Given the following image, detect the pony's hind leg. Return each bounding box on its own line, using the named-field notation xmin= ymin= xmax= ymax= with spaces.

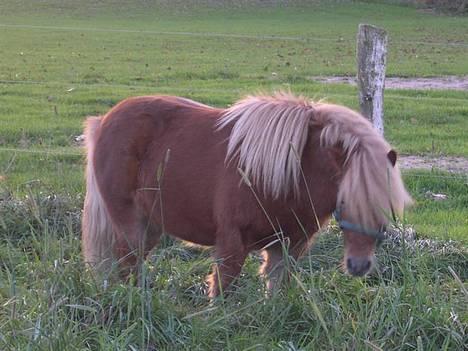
xmin=207 ymin=230 xmax=248 ymax=298
xmin=112 ymin=213 xmax=162 ymax=280
xmin=91 ymin=128 xmax=163 ymax=281
xmin=84 ymin=115 xmax=163 ymax=282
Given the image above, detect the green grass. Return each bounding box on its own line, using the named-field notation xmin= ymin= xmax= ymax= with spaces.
xmin=1 ymin=1 xmax=468 ymax=81
xmin=0 ymin=1 xmax=467 ymax=350
xmin=1 ymin=0 xmax=467 ymax=158
xmin=0 ymin=81 xmax=467 ymax=153
xmin=405 ymin=170 xmax=468 ymax=243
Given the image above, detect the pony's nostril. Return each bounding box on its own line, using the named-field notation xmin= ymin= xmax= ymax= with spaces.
xmin=347 ymin=257 xmax=371 ymax=276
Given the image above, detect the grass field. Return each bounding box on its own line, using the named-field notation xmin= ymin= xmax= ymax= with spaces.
xmin=0 ymin=1 xmax=467 ymax=350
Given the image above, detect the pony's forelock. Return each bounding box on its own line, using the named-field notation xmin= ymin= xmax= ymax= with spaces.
xmin=315 ymin=104 xmax=413 ymax=228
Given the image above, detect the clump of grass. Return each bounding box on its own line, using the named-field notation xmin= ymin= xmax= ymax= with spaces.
xmin=0 ymin=189 xmax=81 ymax=243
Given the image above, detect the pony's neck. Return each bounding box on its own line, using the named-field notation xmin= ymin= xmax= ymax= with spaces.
xmin=300 ymin=134 xmax=342 ymax=219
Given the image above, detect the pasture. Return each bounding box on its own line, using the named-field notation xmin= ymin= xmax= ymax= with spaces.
xmin=0 ymin=1 xmax=467 ymax=350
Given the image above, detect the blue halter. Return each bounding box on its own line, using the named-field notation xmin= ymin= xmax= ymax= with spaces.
xmin=333 ymin=207 xmax=387 ymax=242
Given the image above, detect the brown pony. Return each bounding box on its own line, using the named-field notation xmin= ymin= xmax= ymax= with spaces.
xmin=82 ymin=92 xmax=412 ymax=297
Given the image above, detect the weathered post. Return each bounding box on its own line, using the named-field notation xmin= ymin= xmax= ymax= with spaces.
xmin=357 ymin=24 xmax=388 ymax=135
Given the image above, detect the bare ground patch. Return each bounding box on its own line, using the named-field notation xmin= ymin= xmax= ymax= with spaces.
xmin=399 ymin=155 xmax=468 ymax=174
xmin=311 ymin=76 xmax=468 ymax=91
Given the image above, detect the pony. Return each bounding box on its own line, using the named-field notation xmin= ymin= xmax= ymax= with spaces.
xmin=82 ymin=92 xmax=412 ymax=297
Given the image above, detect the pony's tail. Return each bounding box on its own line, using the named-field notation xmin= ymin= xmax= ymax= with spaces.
xmin=82 ymin=116 xmax=115 ymax=274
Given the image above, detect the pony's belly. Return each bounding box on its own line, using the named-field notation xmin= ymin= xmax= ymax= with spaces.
xmin=144 ymin=201 xmax=217 ymax=247
xmin=166 ymin=229 xmax=216 ymax=247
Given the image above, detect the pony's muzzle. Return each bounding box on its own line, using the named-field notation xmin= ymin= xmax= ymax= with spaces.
xmin=346 ymin=256 xmax=372 ymax=277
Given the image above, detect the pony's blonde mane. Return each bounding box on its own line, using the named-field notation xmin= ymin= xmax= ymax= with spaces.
xmin=218 ymin=92 xmax=313 ymax=199
xmin=217 ymin=92 xmax=412 ymax=228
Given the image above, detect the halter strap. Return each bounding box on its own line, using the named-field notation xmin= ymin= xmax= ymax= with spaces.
xmin=333 ymin=207 xmax=386 ymax=241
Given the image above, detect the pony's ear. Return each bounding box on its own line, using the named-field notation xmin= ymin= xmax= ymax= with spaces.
xmin=387 ymin=149 xmax=397 ymax=167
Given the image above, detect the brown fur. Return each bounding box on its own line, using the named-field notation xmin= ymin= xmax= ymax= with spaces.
xmin=82 ymin=93 xmax=412 ymax=297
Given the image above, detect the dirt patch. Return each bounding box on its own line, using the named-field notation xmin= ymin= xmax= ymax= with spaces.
xmin=399 ymin=155 xmax=468 ymax=174
xmin=311 ymin=76 xmax=468 ymax=91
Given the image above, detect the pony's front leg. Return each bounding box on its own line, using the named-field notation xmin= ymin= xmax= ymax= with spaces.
xmin=260 ymin=238 xmax=311 ymax=295
xmin=259 ymin=244 xmax=288 ymax=293
xmin=207 ymin=230 xmax=248 ymax=299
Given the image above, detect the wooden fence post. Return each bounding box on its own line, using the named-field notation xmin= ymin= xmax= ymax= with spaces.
xmin=357 ymin=24 xmax=388 ymax=135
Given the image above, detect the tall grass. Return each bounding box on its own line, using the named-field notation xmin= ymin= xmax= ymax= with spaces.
xmin=0 ymin=193 xmax=466 ymax=350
